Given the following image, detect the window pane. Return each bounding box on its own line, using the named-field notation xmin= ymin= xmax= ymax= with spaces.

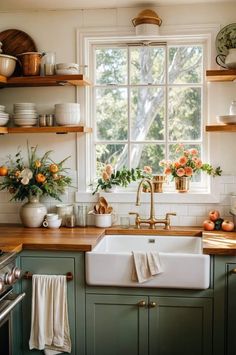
xmin=95 ymin=48 xmax=127 ymax=85
xmin=168 ymin=87 xmax=201 ymax=141
xmin=130 ymin=46 xmax=165 ymax=85
xmin=96 ymin=144 xmax=128 ymax=174
xmin=131 ymin=144 xmax=165 ymax=174
xmin=96 ymin=88 xmax=128 ymax=140
xmin=130 ymin=87 xmax=165 ymax=141
xmin=168 ymin=46 xmax=203 ymax=84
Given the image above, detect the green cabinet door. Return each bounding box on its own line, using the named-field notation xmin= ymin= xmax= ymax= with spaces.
xmin=18 ymin=251 xmax=85 ymax=355
xmin=149 ymin=296 xmax=213 ymax=355
xmin=225 ymin=262 xmax=236 ymax=355
xmin=86 ymin=294 xmax=149 ymax=355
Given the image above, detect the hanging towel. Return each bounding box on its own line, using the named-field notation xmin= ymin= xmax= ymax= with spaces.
xmin=132 ymin=251 xmax=162 ymax=283
xmin=29 ymin=274 xmax=71 ymax=355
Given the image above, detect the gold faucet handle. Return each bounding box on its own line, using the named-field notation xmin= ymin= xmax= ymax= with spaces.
xmin=164 ymin=212 xmax=177 ymax=230
xmin=129 ymin=212 xmax=140 ymax=228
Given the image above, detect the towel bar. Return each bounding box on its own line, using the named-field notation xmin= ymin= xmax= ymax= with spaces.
xmin=23 ymin=271 xmax=73 ymax=281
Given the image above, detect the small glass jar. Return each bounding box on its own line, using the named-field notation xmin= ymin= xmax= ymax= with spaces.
xmin=76 ymin=205 xmax=87 ymax=227
xmin=229 ymin=100 xmax=236 ymax=115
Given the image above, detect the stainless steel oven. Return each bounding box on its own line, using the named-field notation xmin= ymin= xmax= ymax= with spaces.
xmin=0 ymin=250 xmax=25 ymax=355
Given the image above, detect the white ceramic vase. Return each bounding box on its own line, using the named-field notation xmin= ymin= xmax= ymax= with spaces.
xmin=19 ymin=194 xmax=47 ymax=228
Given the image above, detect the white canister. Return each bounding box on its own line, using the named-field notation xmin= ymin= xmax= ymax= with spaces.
xmin=94 ymin=213 xmax=113 ymax=228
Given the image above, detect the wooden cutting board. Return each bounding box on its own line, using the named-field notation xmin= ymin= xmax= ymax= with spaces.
xmin=0 ymin=29 xmax=37 ymax=57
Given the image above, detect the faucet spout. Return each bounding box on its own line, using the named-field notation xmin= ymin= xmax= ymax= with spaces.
xmin=136 ymin=178 xmax=155 ymax=222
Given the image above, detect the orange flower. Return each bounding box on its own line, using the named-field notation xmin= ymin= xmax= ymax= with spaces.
xmin=143 ymin=165 xmax=152 ymax=174
xmin=0 ymin=166 xmax=8 ymax=176
xmin=35 ymin=160 xmax=41 ymax=168
xmin=195 ymin=159 xmax=202 ymax=168
xmin=185 ymin=166 xmax=193 ymax=177
xmin=35 ymin=173 xmax=46 ymax=183
xmin=189 ymin=148 xmax=198 ymax=156
xmin=176 ymin=168 xmax=185 ymax=177
xmin=102 ymin=171 xmax=110 ymax=181
xmin=49 ymin=164 xmax=59 ymax=173
xmin=164 ymin=167 xmax=172 ymax=175
xmin=174 ymin=161 xmax=181 ymax=169
xmin=178 ymin=156 xmax=187 ymax=166
xmin=105 ymin=164 xmax=113 ymax=175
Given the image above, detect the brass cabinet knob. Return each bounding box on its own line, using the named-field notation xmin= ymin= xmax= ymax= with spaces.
xmin=231 ymin=268 xmax=236 ymax=274
xmin=148 ymin=301 xmax=157 ymax=308
xmin=138 ymin=300 xmax=146 ymax=307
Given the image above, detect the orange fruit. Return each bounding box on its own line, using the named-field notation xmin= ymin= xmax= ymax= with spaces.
xmin=0 ymin=166 xmax=8 ymax=176
xmin=49 ymin=164 xmax=59 ymax=173
xmin=35 ymin=173 xmax=46 ymax=183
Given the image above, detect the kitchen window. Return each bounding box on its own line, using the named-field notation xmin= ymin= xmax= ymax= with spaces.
xmin=91 ymin=41 xmax=206 ymax=190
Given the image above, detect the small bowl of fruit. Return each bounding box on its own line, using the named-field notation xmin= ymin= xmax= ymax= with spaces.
xmin=203 ymin=210 xmax=235 ymax=232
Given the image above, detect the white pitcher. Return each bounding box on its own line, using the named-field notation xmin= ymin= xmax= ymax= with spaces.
xmin=216 ymin=48 xmax=236 ymax=69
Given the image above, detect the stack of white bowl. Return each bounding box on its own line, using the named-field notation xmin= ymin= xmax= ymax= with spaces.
xmin=13 ymin=103 xmax=38 ymax=127
xmin=54 ymin=103 xmax=80 ymax=126
xmin=0 ymin=105 xmax=9 ymax=126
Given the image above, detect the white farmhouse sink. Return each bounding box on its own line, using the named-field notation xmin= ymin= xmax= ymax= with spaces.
xmin=86 ymin=235 xmax=210 ymax=289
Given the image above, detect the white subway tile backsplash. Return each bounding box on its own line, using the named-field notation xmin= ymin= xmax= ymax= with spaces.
xmin=188 ymin=205 xmax=206 ymax=217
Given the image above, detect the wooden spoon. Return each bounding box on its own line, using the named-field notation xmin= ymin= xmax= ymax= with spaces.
xmin=107 ymin=206 xmax=113 ymax=214
xmin=99 ymin=196 xmax=108 ymax=209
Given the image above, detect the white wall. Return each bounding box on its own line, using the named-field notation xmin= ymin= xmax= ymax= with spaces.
xmin=0 ymin=3 xmax=236 ymax=225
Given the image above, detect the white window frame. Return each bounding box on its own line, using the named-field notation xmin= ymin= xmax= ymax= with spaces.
xmin=75 ymin=24 xmax=221 ymax=204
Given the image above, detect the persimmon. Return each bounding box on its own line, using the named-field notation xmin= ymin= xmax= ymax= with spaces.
xmin=35 ymin=173 xmax=46 ymax=183
xmin=49 ymin=164 xmax=59 ymax=173
xmin=0 ymin=166 xmax=8 ymax=176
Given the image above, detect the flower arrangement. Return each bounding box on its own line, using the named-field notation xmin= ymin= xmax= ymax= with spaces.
xmin=0 ymin=144 xmax=72 ymax=201
xmin=159 ymin=144 xmax=222 ymax=178
xmin=92 ymin=164 xmax=148 ymax=194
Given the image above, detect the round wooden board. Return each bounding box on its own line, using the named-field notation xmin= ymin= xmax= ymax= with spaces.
xmin=0 ymin=29 xmax=37 ymax=57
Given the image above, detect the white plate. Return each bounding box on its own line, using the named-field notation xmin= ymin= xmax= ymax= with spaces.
xmin=217 ymin=115 xmax=236 ymax=124
xmin=14 ymin=118 xmax=37 ymax=126
xmin=13 ymin=114 xmax=38 ymax=119
xmin=14 ymin=109 xmax=37 ymax=114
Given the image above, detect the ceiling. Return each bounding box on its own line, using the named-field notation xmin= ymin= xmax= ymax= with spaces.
xmin=0 ymin=0 xmax=232 ymax=11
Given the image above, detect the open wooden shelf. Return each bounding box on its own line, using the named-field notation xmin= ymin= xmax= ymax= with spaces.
xmin=0 ymin=74 xmax=91 ymax=87
xmin=206 ymin=124 xmax=236 ymax=132
xmin=206 ymin=70 xmax=236 ymax=82
xmin=0 ymin=126 xmax=92 ymax=134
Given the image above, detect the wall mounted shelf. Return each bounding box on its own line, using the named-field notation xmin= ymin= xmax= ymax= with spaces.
xmin=0 ymin=74 xmax=91 ymax=87
xmin=206 ymin=70 xmax=236 ymax=82
xmin=0 ymin=126 xmax=92 ymax=134
xmin=206 ymin=124 xmax=236 ymax=132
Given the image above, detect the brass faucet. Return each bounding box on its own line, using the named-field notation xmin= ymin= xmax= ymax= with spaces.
xmin=129 ymin=178 xmax=176 ymax=230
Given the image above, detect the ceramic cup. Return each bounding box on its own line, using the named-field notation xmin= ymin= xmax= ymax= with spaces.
xmin=43 ymin=218 xmax=62 ymax=228
xmin=45 ymin=213 xmax=59 ymax=221
xmin=94 ymin=213 xmax=117 ymax=228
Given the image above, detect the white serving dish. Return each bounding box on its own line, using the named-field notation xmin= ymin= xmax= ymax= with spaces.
xmin=86 ymin=235 xmax=210 ymax=289
xmin=55 ymin=103 xmax=80 ymax=110
xmin=217 ymin=115 xmax=236 ymax=124
xmin=56 ymin=63 xmax=79 ymax=70
xmin=13 ymin=118 xmax=38 ymax=126
xmin=0 ymin=54 xmax=17 ymax=77
xmin=56 ymin=68 xmax=79 ymax=75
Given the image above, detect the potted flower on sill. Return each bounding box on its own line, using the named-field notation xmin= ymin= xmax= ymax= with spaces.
xmin=159 ymin=144 xmax=222 ymax=193
xmin=0 ymin=143 xmax=72 ymax=227
xmin=92 ymin=164 xmax=144 ymax=194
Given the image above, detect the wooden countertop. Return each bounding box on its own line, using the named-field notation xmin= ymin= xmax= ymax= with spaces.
xmin=1 ymin=225 xmax=236 ymax=255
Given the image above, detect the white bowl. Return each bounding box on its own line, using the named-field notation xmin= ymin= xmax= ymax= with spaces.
xmin=14 ymin=118 xmax=38 ymax=126
xmin=0 ymin=117 xmax=9 ymax=126
xmin=56 ymin=68 xmax=80 ymax=75
xmin=13 ymin=114 xmax=38 ymax=119
xmin=0 ymin=54 xmax=17 ymax=77
xmin=217 ymin=115 xmax=236 ymax=124
xmin=56 ymin=63 xmax=79 ymax=70
xmin=0 ymin=105 xmax=5 ymax=112
xmin=55 ymin=111 xmax=80 ymax=126
xmin=55 ymin=103 xmax=80 ymax=110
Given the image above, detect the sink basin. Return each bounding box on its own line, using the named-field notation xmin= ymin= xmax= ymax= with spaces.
xmin=86 ymin=235 xmax=210 ymax=289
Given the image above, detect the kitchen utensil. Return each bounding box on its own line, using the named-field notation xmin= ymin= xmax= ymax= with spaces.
xmin=215 ymin=23 xmax=236 ymax=57
xmin=98 ymin=196 xmax=108 ymax=209
xmin=0 ymin=29 xmax=37 ymax=57
xmin=0 ymin=54 xmax=17 ymax=77
xmin=17 ymin=52 xmax=44 ymax=76
xmin=107 ymin=206 xmax=113 ymax=214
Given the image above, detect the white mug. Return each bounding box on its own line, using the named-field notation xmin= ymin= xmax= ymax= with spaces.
xmin=43 ymin=218 xmax=62 ymax=228
xmin=45 ymin=213 xmax=59 ymax=221
xmin=94 ymin=213 xmax=117 ymax=228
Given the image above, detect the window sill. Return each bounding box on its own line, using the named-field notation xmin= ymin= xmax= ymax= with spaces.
xmin=75 ymin=191 xmax=220 ymax=204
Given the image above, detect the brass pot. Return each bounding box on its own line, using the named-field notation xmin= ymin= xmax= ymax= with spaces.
xmin=175 ymin=176 xmax=190 ymax=193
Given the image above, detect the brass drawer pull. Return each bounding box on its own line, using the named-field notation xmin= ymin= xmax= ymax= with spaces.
xmin=138 ymin=300 xmax=146 ymax=307
xmin=148 ymin=302 xmax=157 ymax=308
xmin=231 ymin=268 xmax=236 ymax=274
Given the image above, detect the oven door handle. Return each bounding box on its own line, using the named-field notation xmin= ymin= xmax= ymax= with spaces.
xmin=0 ymin=293 xmax=25 ymax=322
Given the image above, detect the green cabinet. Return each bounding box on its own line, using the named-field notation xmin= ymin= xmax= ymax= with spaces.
xmin=17 ymin=250 xmax=85 ymax=355
xmin=86 ymin=292 xmax=213 ymax=355
xmin=214 ymin=256 xmax=236 ymax=355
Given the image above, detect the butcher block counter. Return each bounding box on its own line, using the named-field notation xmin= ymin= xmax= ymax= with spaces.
xmin=0 ymin=224 xmax=236 ymax=255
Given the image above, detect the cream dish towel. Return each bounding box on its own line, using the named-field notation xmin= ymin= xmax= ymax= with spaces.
xmin=29 ymin=274 xmax=71 ymax=355
xmin=132 ymin=251 xmax=163 ymax=283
